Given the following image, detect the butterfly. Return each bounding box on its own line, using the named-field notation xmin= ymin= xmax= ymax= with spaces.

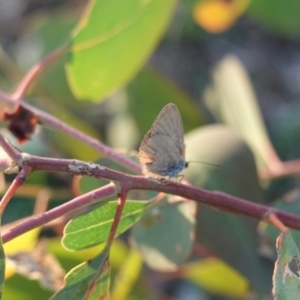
xmin=138 ymin=103 xmax=188 ymax=180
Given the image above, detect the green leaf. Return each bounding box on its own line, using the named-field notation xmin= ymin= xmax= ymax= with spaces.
xmin=33 ymin=14 xmax=75 ymax=55
xmin=26 ymin=13 xmax=76 ymax=105
xmin=183 ymin=125 xmax=273 ymax=293
xmin=3 ymin=274 xmax=52 ymax=300
xmin=21 ymin=14 xmax=102 ymax=161
xmin=127 ymin=68 xmax=204 ymax=135
xmin=66 ymin=0 xmax=176 ymax=101
xmin=184 ymin=258 xmax=249 ymax=298
xmin=183 ymin=125 xmax=264 ymax=201
xmin=248 ymin=0 xmax=300 ymax=37
xmin=205 ymin=55 xmax=275 ymax=169
xmin=51 ymin=249 xmax=110 ymax=300
xmin=273 ymin=231 xmax=300 ymax=299
xmin=8 ymin=11 xmax=73 ymax=94
xmin=63 ymin=200 xmax=150 ymax=251
xmin=111 ymin=249 xmax=143 ymax=300
xmin=131 ymin=199 xmax=195 ymax=271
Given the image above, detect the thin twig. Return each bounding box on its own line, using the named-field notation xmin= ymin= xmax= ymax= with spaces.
xmin=267 ymin=212 xmax=288 ymax=233
xmin=0 ymin=90 xmax=141 ymax=173
xmin=2 ymin=183 xmax=117 ymax=243
xmin=259 ymin=159 xmax=300 ymax=180
xmin=0 ymin=167 xmax=30 ymax=215
xmin=12 ymin=47 xmax=66 ymax=101
xmin=0 ymin=134 xmax=22 ymax=162
xmin=106 ymin=189 xmax=127 ymax=249
xmin=85 ymin=189 xmax=128 ymax=299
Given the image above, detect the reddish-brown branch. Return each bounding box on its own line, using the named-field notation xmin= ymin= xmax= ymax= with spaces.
xmin=0 ymin=89 xmax=141 ymax=173
xmin=0 ymin=167 xmax=30 ymax=214
xmin=1 ymin=151 xmax=300 ymax=245
xmin=12 ymin=47 xmax=66 ymax=101
xmin=2 ymin=183 xmax=117 ymax=243
xmin=106 ymin=189 xmax=127 ymax=248
xmin=2 ymin=81 xmax=300 ymax=179
xmin=259 ymin=159 xmax=300 ymax=180
xmin=0 ymin=134 xmax=22 ymax=162
xmin=17 ymin=154 xmax=300 ymax=229
xmin=267 ymin=213 xmax=288 ymax=233
xmin=85 ymin=189 xmax=128 ymax=299
xmin=0 ymin=135 xmax=300 ymax=245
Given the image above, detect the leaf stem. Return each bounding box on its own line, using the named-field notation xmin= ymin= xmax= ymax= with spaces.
xmin=105 ymin=189 xmax=127 ymax=249
xmin=12 ymin=47 xmax=66 ymax=101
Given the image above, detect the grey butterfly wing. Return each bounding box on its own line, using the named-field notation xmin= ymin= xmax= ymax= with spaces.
xmin=151 ymin=103 xmax=185 ymax=146
xmin=139 ymin=103 xmax=186 ymax=178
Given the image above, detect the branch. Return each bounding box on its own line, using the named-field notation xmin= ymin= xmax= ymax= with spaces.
xmin=259 ymin=159 xmax=300 ymax=180
xmin=0 ymin=134 xmax=22 ymax=162
xmin=12 ymin=47 xmax=66 ymax=101
xmin=85 ymin=189 xmax=128 ymax=298
xmin=2 ymin=183 xmax=117 ymax=243
xmin=0 ymin=146 xmax=299 ymax=242
xmin=0 ymin=89 xmax=141 ymax=173
xmin=2 ymin=85 xmax=300 ymax=179
xmin=105 ymin=189 xmax=128 ymax=249
xmin=0 ymin=167 xmax=30 ymax=214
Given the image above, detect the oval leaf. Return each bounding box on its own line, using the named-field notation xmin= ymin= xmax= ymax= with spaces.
xmin=273 ymin=231 xmax=300 ymax=299
xmin=205 ymin=55 xmax=280 ymax=169
xmin=130 ymin=199 xmax=195 ymax=271
xmin=63 ymin=200 xmax=150 ymax=251
xmin=51 ymin=249 xmax=110 ymax=300
xmin=127 ymin=68 xmax=204 ymax=135
xmin=183 ymin=125 xmax=273 ymax=293
xmin=66 ymin=0 xmax=176 ymax=101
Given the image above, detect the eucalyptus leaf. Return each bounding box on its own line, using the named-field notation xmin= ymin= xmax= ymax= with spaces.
xmin=131 ymin=199 xmax=195 ymax=271
xmin=66 ymin=0 xmax=176 ymax=101
xmin=51 ymin=249 xmax=110 ymax=300
xmin=183 ymin=125 xmax=273 ymax=293
xmin=272 ymin=231 xmax=300 ymax=299
xmin=63 ymin=200 xmax=150 ymax=251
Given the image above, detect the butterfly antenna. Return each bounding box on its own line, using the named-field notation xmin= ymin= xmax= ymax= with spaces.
xmin=188 ymin=161 xmax=220 ymax=167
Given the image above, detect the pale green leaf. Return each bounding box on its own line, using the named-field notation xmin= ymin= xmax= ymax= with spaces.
xmin=51 ymin=249 xmax=110 ymax=300
xmin=63 ymin=200 xmax=150 ymax=251
xmin=273 ymin=231 xmax=300 ymax=299
xmin=131 ymin=199 xmax=195 ymax=271
xmin=66 ymin=0 xmax=176 ymax=101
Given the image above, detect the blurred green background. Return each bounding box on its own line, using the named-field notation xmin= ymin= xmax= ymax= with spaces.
xmin=1 ymin=0 xmax=300 ymax=299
